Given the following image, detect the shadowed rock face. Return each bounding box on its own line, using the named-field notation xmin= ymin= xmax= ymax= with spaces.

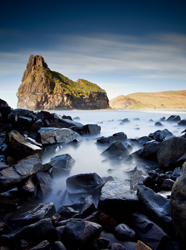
xmin=17 ymin=55 xmax=109 ymax=110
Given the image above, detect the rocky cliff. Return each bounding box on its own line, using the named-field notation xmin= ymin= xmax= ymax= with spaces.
xmin=17 ymin=55 xmax=109 ymax=110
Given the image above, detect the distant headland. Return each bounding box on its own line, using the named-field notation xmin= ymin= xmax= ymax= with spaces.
xmin=16 ymin=55 xmax=109 ymax=110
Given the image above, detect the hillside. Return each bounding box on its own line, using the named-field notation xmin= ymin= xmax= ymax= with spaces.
xmin=17 ymin=55 xmax=109 ymax=110
xmin=110 ymin=91 xmax=186 ymax=109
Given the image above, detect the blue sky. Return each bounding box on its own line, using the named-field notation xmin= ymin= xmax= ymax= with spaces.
xmin=0 ymin=0 xmax=186 ymax=108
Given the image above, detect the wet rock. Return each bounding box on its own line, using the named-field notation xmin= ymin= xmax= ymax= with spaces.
xmin=8 ymin=130 xmax=42 ymax=160
xmin=0 ymin=218 xmax=56 ymax=246
xmin=115 ymin=223 xmax=136 ymax=241
xmin=170 ymin=162 xmax=186 ymax=249
xmin=166 ymin=115 xmax=181 ymax=122
xmin=80 ymin=124 xmax=101 ymax=135
xmin=0 ymin=155 xmax=43 ymax=193
xmin=149 ymin=129 xmax=173 ymax=142
xmin=133 ymin=141 xmax=158 ymax=160
xmin=52 ymin=241 xmax=67 ymax=250
xmin=66 ymin=172 xmax=104 ymax=197
xmin=37 ymin=183 xmax=53 ymax=199
xmin=137 ymin=184 xmax=172 ymax=233
xmin=161 ymin=179 xmax=174 ymax=191
xmin=109 ymin=243 xmax=127 ymax=250
xmin=30 ymin=240 xmax=50 ymax=250
xmin=16 ymin=115 xmax=33 ymax=131
xmin=97 ymin=132 xmax=127 ymax=145
xmin=35 ymin=171 xmax=54 ymax=187
xmin=8 ymin=202 xmax=56 ymax=229
xmin=20 ymin=176 xmax=35 ymax=196
xmin=155 ymin=121 xmax=163 ymax=126
xmin=61 ymin=219 xmax=102 ymax=250
xmin=157 ymin=137 xmax=186 ymax=169
xmin=171 ymin=167 xmax=181 ymax=180
xmin=49 ymin=154 xmax=75 ymax=177
xmin=79 ymin=195 xmax=96 ymax=218
xmin=131 ymin=213 xmax=172 ymax=250
xmin=101 ymin=141 xmax=129 ymax=159
xmin=98 ymin=181 xmax=138 ymax=219
xmin=38 ymin=127 xmax=82 ymax=145
xmin=120 ymin=118 xmax=130 ymax=125
xmin=57 ymin=206 xmax=79 ymax=220
xmin=178 ymin=119 xmax=186 ymax=126
xmin=31 ymin=119 xmax=44 ymax=133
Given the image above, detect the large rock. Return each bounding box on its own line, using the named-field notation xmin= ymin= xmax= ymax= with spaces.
xmin=98 ymin=181 xmax=138 ymax=219
xmin=170 ymin=162 xmax=186 ymax=249
xmin=61 ymin=219 xmax=102 ymax=249
xmin=131 ymin=213 xmax=173 ymax=250
xmin=0 ymin=155 xmax=43 ymax=192
xmin=38 ymin=127 xmax=82 ymax=145
xmin=49 ymin=154 xmax=75 ymax=176
xmin=157 ymin=137 xmax=186 ymax=169
xmin=17 ymin=55 xmax=109 ymax=110
xmin=66 ymin=173 xmax=104 ymax=197
xmin=101 ymin=141 xmax=129 ymax=159
xmin=8 ymin=202 xmax=56 ymax=229
xmin=137 ymin=184 xmax=172 ymax=233
xmin=8 ymin=130 xmax=42 ymax=160
xmin=97 ymin=132 xmax=127 ymax=144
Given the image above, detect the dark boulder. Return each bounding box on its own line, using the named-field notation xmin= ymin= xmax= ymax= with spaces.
xmin=155 ymin=122 xmax=163 ymax=126
xmin=101 ymin=141 xmax=129 ymax=159
xmin=157 ymin=137 xmax=186 ymax=169
xmin=148 ymin=129 xmax=173 ymax=142
xmin=97 ymin=132 xmax=127 ymax=145
xmin=37 ymin=183 xmax=53 ymax=199
xmin=137 ymin=184 xmax=172 ymax=233
xmin=115 ymin=223 xmax=136 ymax=241
xmin=79 ymin=195 xmax=96 ymax=218
xmin=120 ymin=118 xmax=130 ymax=125
xmin=66 ymin=172 xmax=104 ymax=197
xmin=131 ymin=213 xmax=173 ymax=250
xmin=161 ymin=179 xmax=174 ymax=191
xmin=166 ymin=115 xmax=181 ymax=122
xmin=49 ymin=154 xmax=75 ymax=177
xmin=98 ymin=181 xmax=138 ymax=219
xmin=0 ymin=155 xmax=43 ymax=193
xmin=133 ymin=141 xmax=158 ymax=160
xmin=170 ymin=162 xmax=186 ymax=249
xmin=52 ymin=241 xmax=67 ymax=250
xmin=61 ymin=219 xmax=102 ymax=250
xmin=171 ymin=167 xmax=181 ymax=180
xmin=8 ymin=130 xmax=42 ymax=160
xmin=8 ymin=202 xmax=56 ymax=229
xmin=30 ymin=240 xmax=51 ymax=250
xmin=178 ymin=119 xmax=186 ymax=126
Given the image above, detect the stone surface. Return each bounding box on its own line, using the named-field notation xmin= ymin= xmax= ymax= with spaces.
xmin=49 ymin=154 xmax=75 ymax=176
xmin=101 ymin=141 xmax=129 ymax=159
xmin=170 ymin=162 xmax=186 ymax=249
xmin=115 ymin=223 xmax=136 ymax=241
xmin=97 ymin=132 xmax=127 ymax=144
xmin=98 ymin=181 xmax=138 ymax=219
xmin=38 ymin=127 xmax=82 ymax=145
xmin=157 ymin=136 xmax=186 ymax=169
xmin=17 ymin=55 xmax=109 ymax=110
xmin=0 ymin=155 xmax=43 ymax=192
xmin=137 ymin=184 xmax=172 ymax=233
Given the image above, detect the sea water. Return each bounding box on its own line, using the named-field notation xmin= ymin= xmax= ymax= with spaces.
xmin=41 ymin=110 xmax=186 ymax=208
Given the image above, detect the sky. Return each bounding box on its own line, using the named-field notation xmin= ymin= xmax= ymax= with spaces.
xmin=0 ymin=0 xmax=186 ymax=108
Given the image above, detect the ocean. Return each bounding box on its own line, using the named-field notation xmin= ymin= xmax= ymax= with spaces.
xmin=41 ymin=109 xmax=186 ymax=208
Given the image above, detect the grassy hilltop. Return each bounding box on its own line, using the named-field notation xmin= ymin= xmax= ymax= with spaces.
xmin=110 ymin=90 xmax=186 ymax=109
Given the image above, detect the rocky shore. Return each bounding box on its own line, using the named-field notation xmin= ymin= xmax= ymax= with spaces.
xmin=0 ymin=99 xmax=186 ymax=250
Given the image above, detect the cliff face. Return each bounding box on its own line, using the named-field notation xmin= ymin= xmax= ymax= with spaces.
xmin=17 ymin=55 xmax=109 ymax=110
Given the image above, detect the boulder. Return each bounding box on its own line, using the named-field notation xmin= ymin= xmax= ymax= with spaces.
xmin=170 ymin=162 xmax=186 ymax=249
xmin=8 ymin=202 xmax=56 ymax=229
xmin=61 ymin=219 xmax=102 ymax=249
xmin=37 ymin=183 xmax=53 ymax=199
xmin=148 ymin=129 xmax=173 ymax=142
xmin=171 ymin=167 xmax=181 ymax=180
xmin=178 ymin=119 xmax=186 ymax=126
xmin=166 ymin=115 xmax=181 ymax=122
xmin=0 ymin=218 xmax=56 ymax=246
xmin=72 ymin=124 xmax=101 ymax=135
xmin=30 ymin=240 xmax=50 ymax=250
xmin=115 ymin=223 xmax=136 ymax=241
xmin=97 ymin=132 xmax=127 ymax=144
xmin=98 ymin=181 xmax=138 ymax=219
xmin=79 ymin=195 xmax=96 ymax=218
xmin=120 ymin=118 xmax=130 ymax=125
xmin=8 ymin=130 xmax=42 ymax=160
xmin=137 ymin=184 xmax=172 ymax=233
xmin=101 ymin=141 xmax=129 ymax=159
xmin=38 ymin=127 xmax=82 ymax=145
xmin=52 ymin=241 xmax=67 ymax=250
xmin=66 ymin=172 xmax=104 ymax=197
xmin=133 ymin=141 xmax=158 ymax=160
xmin=131 ymin=213 xmax=172 ymax=250
xmin=0 ymin=155 xmax=43 ymax=193
xmin=49 ymin=154 xmax=75 ymax=177
xmin=157 ymin=137 xmax=186 ymax=169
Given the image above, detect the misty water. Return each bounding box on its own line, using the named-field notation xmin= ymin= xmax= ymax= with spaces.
xmin=41 ymin=110 xmax=186 ymax=209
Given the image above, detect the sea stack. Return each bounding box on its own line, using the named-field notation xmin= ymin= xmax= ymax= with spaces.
xmin=17 ymin=55 xmax=109 ymax=110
